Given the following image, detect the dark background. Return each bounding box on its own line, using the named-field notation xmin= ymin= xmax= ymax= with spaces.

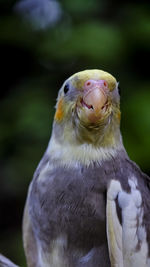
xmin=0 ymin=0 xmax=150 ymax=265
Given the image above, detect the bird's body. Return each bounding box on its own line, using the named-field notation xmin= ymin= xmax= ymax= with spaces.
xmin=23 ymin=69 xmax=150 ymax=267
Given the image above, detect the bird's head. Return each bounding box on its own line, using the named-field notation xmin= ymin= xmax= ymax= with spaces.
xmin=53 ymin=69 xmax=121 ymax=147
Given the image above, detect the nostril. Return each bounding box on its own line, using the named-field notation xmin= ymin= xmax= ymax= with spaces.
xmin=86 ymin=81 xmax=91 ymax=86
xmin=84 ymin=79 xmax=108 ymax=91
xmin=98 ymin=80 xmax=108 ymax=89
xmin=103 ymin=81 xmax=107 ymax=87
xmin=84 ymin=80 xmax=95 ymax=89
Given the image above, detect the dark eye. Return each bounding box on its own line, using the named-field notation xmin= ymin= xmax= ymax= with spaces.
xmin=118 ymin=86 xmax=121 ymax=95
xmin=64 ymin=84 xmax=69 ymax=94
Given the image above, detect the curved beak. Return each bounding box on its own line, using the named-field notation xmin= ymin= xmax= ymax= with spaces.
xmin=80 ymin=79 xmax=109 ymax=121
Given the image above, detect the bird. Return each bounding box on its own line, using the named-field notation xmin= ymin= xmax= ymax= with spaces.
xmin=23 ymin=69 xmax=150 ymax=267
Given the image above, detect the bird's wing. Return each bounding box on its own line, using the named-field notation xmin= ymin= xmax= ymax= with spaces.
xmin=106 ymin=179 xmax=149 ymax=267
xmin=106 ymin=180 xmax=123 ymax=267
xmin=23 ymin=186 xmax=39 ymax=267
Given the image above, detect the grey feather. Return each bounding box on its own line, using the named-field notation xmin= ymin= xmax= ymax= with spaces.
xmin=24 ymin=148 xmax=150 ymax=266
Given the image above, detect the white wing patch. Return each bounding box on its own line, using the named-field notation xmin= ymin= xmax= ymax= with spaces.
xmin=107 ymin=180 xmax=123 ymax=267
xmin=107 ymin=177 xmax=149 ymax=267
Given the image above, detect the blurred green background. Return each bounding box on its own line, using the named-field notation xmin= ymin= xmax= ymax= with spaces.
xmin=0 ymin=0 xmax=150 ymax=265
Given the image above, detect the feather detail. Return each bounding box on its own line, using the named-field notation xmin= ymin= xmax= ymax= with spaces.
xmin=107 ymin=178 xmax=149 ymax=267
xmin=47 ymin=135 xmax=123 ymax=167
xmin=107 ymin=180 xmax=123 ymax=267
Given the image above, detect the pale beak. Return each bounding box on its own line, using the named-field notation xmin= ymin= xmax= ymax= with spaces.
xmin=82 ymin=79 xmax=108 ymax=117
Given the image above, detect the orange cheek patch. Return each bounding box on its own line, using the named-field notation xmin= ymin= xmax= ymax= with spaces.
xmin=117 ymin=111 xmax=121 ymax=122
xmin=55 ymin=98 xmax=64 ymax=121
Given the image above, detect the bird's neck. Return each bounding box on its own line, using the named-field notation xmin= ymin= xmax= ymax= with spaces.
xmin=46 ymin=121 xmax=124 ymax=168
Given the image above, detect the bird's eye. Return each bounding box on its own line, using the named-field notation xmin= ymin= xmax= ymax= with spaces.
xmin=118 ymin=86 xmax=121 ymax=95
xmin=64 ymin=84 xmax=69 ymax=94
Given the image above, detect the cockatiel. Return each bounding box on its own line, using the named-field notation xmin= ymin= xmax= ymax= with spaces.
xmin=23 ymin=69 xmax=150 ymax=267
